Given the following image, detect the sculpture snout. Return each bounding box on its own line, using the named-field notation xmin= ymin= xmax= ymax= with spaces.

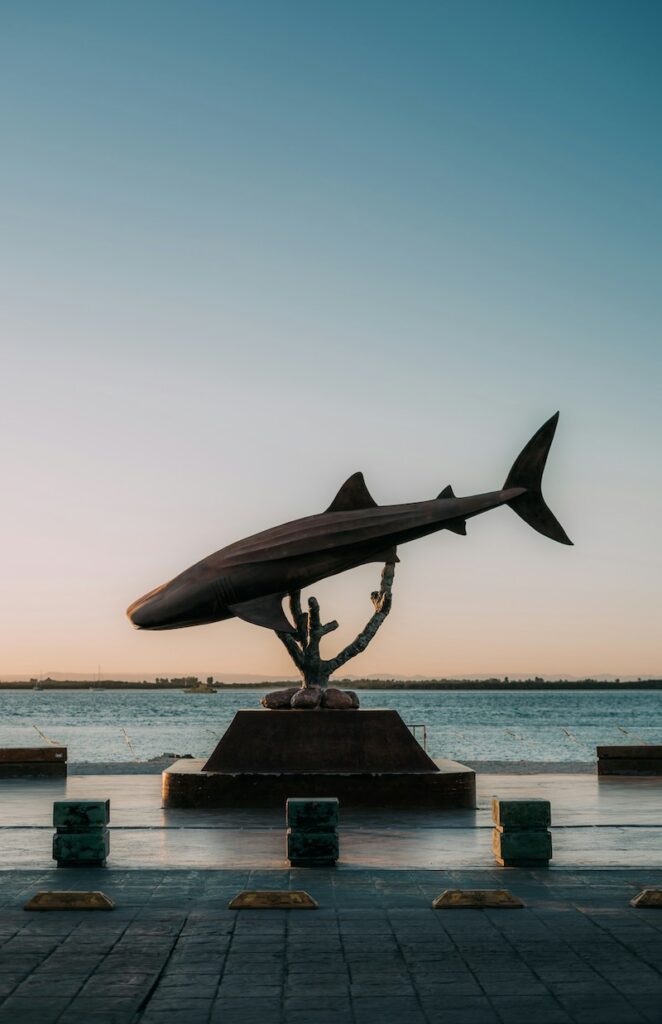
xmin=127 ymin=589 xmax=164 ymax=630
xmin=127 ymin=578 xmax=222 ymax=630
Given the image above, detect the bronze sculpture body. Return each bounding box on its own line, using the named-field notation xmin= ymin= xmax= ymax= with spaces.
xmin=127 ymin=413 xmax=571 ymax=635
xmin=154 ymin=412 xmax=572 ymax=807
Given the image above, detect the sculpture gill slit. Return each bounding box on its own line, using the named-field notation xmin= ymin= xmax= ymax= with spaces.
xmin=127 ymin=413 xmax=571 ymax=698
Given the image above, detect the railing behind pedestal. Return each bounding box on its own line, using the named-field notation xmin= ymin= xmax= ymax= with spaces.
xmin=407 ymin=723 xmax=428 ymax=751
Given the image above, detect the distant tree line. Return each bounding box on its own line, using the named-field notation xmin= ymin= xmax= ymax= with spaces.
xmin=1 ymin=676 xmax=660 ymax=690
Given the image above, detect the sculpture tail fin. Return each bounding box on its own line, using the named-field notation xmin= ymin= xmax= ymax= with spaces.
xmin=504 ymin=413 xmax=573 ymax=545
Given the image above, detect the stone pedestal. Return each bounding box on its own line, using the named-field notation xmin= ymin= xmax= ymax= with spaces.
xmin=286 ymin=797 xmax=339 ymax=866
xmin=492 ymin=798 xmax=552 ymax=866
xmin=162 ymin=709 xmax=476 ymax=809
xmin=53 ymin=799 xmax=110 ymax=868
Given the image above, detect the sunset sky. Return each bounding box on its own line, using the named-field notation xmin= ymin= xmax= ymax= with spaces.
xmin=1 ymin=1 xmax=660 ymax=680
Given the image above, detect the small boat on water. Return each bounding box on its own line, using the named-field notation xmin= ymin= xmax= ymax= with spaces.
xmin=184 ymin=680 xmax=218 ymax=694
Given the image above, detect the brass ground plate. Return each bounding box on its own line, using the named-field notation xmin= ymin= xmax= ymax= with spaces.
xmin=630 ymin=889 xmax=662 ymax=908
xmin=432 ymin=889 xmax=524 ymax=909
xmin=229 ymin=890 xmax=318 ymax=909
xmin=24 ymin=891 xmax=114 ymax=911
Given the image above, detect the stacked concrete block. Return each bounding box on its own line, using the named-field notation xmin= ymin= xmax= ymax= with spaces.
xmin=286 ymin=797 xmax=339 ymax=866
xmin=53 ymin=799 xmax=110 ymax=868
xmin=492 ymin=798 xmax=552 ymax=866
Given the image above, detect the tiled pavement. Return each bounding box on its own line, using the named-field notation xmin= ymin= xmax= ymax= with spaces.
xmin=0 ymin=869 xmax=661 ymax=1024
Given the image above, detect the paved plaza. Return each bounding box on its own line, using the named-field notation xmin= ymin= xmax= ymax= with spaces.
xmin=0 ymin=773 xmax=660 ymax=1023
xmin=1 ymin=868 xmax=662 ymax=1024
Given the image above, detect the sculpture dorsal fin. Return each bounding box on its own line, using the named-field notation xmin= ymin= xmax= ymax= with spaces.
xmin=438 ymin=484 xmax=455 ymax=499
xmin=326 ymin=472 xmax=378 ymax=513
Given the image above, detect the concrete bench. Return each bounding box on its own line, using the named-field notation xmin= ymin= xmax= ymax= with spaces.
xmin=597 ymin=745 xmax=662 ymax=776
xmin=0 ymin=747 xmax=67 ymax=778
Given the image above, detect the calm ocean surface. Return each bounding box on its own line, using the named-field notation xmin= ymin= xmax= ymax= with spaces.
xmin=0 ymin=688 xmax=660 ymax=763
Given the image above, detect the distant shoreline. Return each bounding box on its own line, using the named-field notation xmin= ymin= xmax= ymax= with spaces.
xmin=1 ymin=679 xmax=660 ymax=691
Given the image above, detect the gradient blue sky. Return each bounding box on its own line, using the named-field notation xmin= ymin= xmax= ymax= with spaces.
xmin=1 ymin=1 xmax=660 ymax=678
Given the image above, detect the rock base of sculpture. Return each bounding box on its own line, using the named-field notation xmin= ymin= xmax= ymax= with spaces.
xmin=162 ymin=710 xmax=476 ymax=809
xmin=262 ymin=686 xmax=360 ymax=710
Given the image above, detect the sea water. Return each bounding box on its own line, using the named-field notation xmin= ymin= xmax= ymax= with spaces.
xmin=0 ymin=688 xmax=660 ymax=764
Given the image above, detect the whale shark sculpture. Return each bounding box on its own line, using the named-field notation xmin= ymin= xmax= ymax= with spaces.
xmin=127 ymin=413 xmax=571 ymax=636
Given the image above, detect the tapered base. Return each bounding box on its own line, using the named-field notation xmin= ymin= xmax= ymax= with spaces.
xmin=163 ymin=709 xmax=475 ymax=809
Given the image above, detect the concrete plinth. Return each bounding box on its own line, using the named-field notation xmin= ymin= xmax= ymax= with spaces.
xmin=162 ymin=757 xmax=475 ymax=808
xmin=162 ymin=709 xmax=476 ymax=809
xmin=597 ymin=745 xmax=662 ymax=776
xmin=0 ymin=746 xmax=67 ymax=778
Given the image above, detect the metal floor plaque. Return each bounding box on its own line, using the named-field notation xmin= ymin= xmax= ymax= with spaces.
xmin=228 ymin=890 xmax=318 ymax=909
xmin=631 ymin=889 xmax=662 ymax=908
xmin=24 ymin=891 xmax=114 ymax=911
xmin=432 ymin=889 xmax=524 ymax=909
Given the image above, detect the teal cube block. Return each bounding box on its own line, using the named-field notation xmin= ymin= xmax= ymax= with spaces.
xmin=53 ymin=799 xmax=110 ymax=832
xmin=286 ymin=797 xmax=339 ymax=832
xmin=287 ymin=828 xmax=338 ymax=865
xmin=492 ymin=827 xmax=552 ymax=865
xmin=492 ymin=798 xmax=551 ymax=830
xmin=53 ymin=829 xmax=109 ymax=866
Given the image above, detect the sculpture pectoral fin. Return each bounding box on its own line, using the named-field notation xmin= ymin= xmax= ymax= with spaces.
xmin=229 ymin=594 xmax=296 ymax=633
xmin=362 ymin=545 xmax=400 ymax=564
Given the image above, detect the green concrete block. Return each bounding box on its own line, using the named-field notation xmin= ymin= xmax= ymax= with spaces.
xmin=492 ymin=827 xmax=552 ymax=864
xmin=287 ymin=828 xmax=338 ymax=865
xmin=286 ymin=797 xmax=339 ymax=832
xmin=53 ymin=799 xmax=110 ymax=831
xmin=53 ymin=829 xmax=109 ymax=867
xmin=492 ymin=798 xmax=551 ymax=830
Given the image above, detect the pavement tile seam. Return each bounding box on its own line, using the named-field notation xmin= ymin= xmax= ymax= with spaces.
xmin=572 ymin=905 xmax=662 ymax=996
xmin=333 ymin=897 xmax=359 ymax=1024
xmin=466 ymin=907 xmax=606 ymax=1023
xmin=50 ymin=906 xmax=189 ymax=1024
xmin=528 ymin=909 xmax=651 ymax=1011
xmin=385 ymin=908 xmax=433 ymax=1023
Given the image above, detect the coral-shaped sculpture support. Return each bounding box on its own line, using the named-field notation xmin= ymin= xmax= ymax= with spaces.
xmin=261 ymin=562 xmax=395 ymax=710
